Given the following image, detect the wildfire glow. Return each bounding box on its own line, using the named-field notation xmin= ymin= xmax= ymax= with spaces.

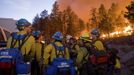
xmin=80 ymin=29 xmax=89 ymax=36
xmin=102 ymin=34 xmax=106 ymax=37
xmin=75 ymin=29 xmax=89 ymax=39
xmin=79 ymin=25 xmax=133 ymax=39
xmin=75 ymin=36 xmax=79 ymax=40
xmin=123 ymin=25 xmax=133 ymax=34
xmin=101 ymin=25 xmax=133 ymax=38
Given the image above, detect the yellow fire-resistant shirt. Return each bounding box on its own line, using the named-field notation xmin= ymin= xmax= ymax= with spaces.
xmin=44 ymin=41 xmax=70 ymax=65
xmin=93 ymin=40 xmax=105 ymax=50
xmin=76 ymin=47 xmax=88 ymax=67
xmin=35 ymin=42 xmax=45 ymax=62
xmin=7 ymin=30 xmax=35 ymax=58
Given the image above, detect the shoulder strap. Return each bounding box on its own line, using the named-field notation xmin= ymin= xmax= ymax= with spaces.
xmin=52 ymin=43 xmax=65 ymax=58
xmin=41 ymin=43 xmax=45 ymax=60
xmin=10 ymin=32 xmax=18 ymax=48
xmin=10 ymin=32 xmax=30 ymax=49
xmin=10 ymin=38 xmax=17 ymax=48
xmin=72 ymin=43 xmax=77 ymax=49
xmin=19 ymin=34 xmax=31 ymax=50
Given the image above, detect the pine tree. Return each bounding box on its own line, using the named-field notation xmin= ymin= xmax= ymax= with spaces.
xmin=64 ymin=6 xmax=79 ymax=36
xmin=33 ymin=14 xmax=40 ymax=30
xmin=116 ymin=11 xmax=126 ymax=34
xmin=50 ymin=1 xmax=63 ymax=34
xmin=108 ymin=3 xmax=119 ymax=31
xmin=125 ymin=1 xmax=134 ymax=24
xmin=77 ymin=19 xmax=85 ymax=36
xmin=98 ymin=4 xmax=112 ymax=37
xmin=40 ymin=10 xmax=48 ymax=19
xmin=32 ymin=1 xmax=86 ymax=38
xmin=90 ymin=8 xmax=99 ymax=28
xmin=125 ymin=1 xmax=134 ymax=32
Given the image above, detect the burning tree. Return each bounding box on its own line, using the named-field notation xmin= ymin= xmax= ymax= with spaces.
xmin=98 ymin=4 xmax=114 ymax=37
xmin=90 ymin=8 xmax=98 ymax=28
xmin=125 ymin=1 xmax=134 ymax=34
xmin=125 ymin=1 xmax=134 ymax=24
xmin=89 ymin=3 xmax=133 ymax=39
xmin=32 ymin=1 xmax=86 ymax=38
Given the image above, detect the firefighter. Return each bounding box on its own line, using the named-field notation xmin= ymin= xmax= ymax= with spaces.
xmin=7 ymin=18 xmax=35 ymax=62
xmin=65 ymin=35 xmax=78 ymax=62
xmin=108 ymin=48 xmax=121 ymax=75
xmin=32 ymin=30 xmax=45 ymax=75
xmin=44 ymin=32 xmax=76 ymax=75
xmin=43 ymin=31 xmax=70 ymax=65
xmin=76 ymin=32 xmax=95 ymax=75
xmin=90 ymin=28 xmax=108 ymax=75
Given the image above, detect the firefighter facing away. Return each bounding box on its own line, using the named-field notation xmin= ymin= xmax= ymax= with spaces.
xmin=90 ymin=28 xmax=108 ymax=75
xmin=43 ymin=32 xmax=76 ymax=75
xmin=7 ymin=18 xmax=35 ymax=62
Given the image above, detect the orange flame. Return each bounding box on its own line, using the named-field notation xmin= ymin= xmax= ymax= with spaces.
xmin=100 ymin=25 xmax=133 ymax=38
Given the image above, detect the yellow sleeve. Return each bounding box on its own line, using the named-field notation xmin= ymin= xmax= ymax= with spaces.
xmin=29 ymin=37 xmax=36 ymax=58
xmin=94 ymin=40 xmax=105 ymax=50
xmin=21 ymin=36 xmax=35 ymax=57
xmin=43 ymin=44 xmax=53 ymax=65
xmin=115 ymin=58 xmax=121 ymax=69
xmin=75 ymin=45 xmax=80 ymax=52
xmin=76 ymin=50 xmax=84 ymax=66
xmin=6 ymin=37 xmax=12 ymax=48
xmin=65 ymin=48 xmax=70 ymax=60
xmin=76 ymin=47 xmax=87 ymax=66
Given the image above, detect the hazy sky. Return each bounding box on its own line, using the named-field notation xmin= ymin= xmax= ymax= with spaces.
xmin=0 ymin=0 xmax=56 ymax=22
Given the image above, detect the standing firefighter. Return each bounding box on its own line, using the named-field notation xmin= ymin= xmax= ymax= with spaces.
xmin=65 ymin=35 xmax=78 ymax=63
xmin=107 ymin=48 xmax=121 ymax=75
xmin=7 ymin=18 xmax=35 ymax=75
xmin=90 ymin=29 xmax=108 ymax=75
xmin=76 ymin=32 xmax=96 ymax=75
xmin=32 ymin=30 xmax=45 ymax=75
xmin=44 ymin=32 xmax=76 ymax=75
xmin=7 ymin=18 xmax=35 ymax=60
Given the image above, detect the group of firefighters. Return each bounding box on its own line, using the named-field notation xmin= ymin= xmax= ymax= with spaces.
xmin=2 ymin=18 xmax=121 ymax=75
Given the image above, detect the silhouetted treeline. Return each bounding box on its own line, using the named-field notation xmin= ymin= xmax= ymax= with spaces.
xmin=33 ymin=1 xmax=134 ymax=39
xmin=33 ymin=2 xmax=85 ymax=39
